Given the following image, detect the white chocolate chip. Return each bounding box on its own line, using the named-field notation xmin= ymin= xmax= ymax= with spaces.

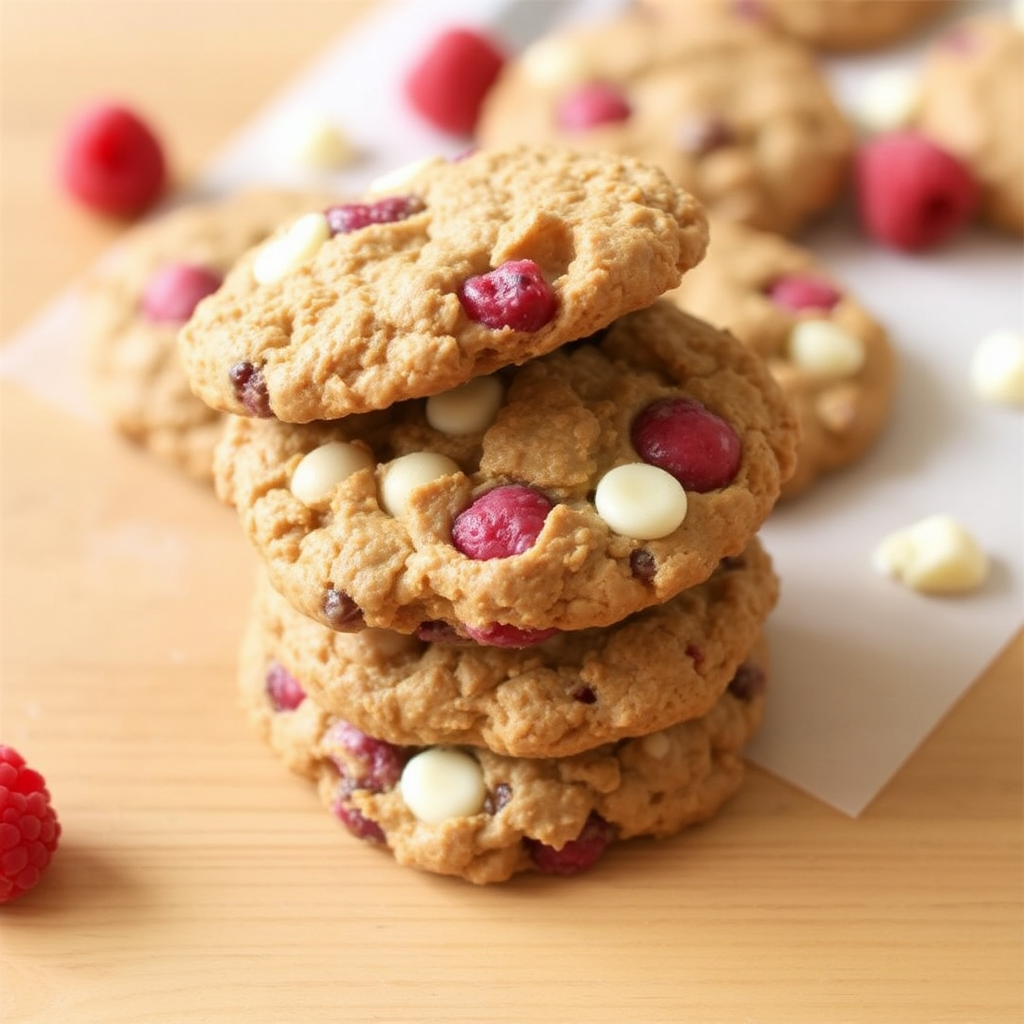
xmin=379 ymin=452 xmax=460 ymax=518
xmin=425 ymin=376 xmax=504 ymax=436
xmin=852 ymin=68 xmax=920 ymax=134
xmin=290 ymin=441 xmax=375 ymax=505
xmin=399 ymin=748 xmax=487 ymax=824
xmin=872 ymin=514 xmax=989 ymax=594
xmin=367 ymin=155 xmax=445 ymax=195
xmin=594 ymin=463 xmax=688 ymax=540
xmin=284 ymin=111 xmax=356 ymax=170
xmin=788 ymin=320 xmax=866 ymax=379
xmin=519 ymin=36 xmax=593 ymax=89
xmin=252 ymin=212 xmax=330 ymax=285
xmin=1013 ymin=0 xmax=1024 ymax=30
xmin=970 ymin=329 xmax=1024 ymax=406
xmin=640 ymin=731 xmax=671 ymax=760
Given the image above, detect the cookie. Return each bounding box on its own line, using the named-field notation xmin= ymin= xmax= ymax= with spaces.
xmin=178 ymin=146 xmax=709 ymax=423
xmin=475 ymin=7 xmax=852 ymax=236
xmin=215 ymin=300 xmax=799 ymax=639
xmin=912 ymin=15 xmax=1024 ymax=236
xmin=665 ymin=218 xmax=896 ymax=498
xmin=249 ymin=534 xmax=776 ymax=758
xmin=671 ymin=0 xmax=953 ymax=52
xmin=84 ymin=188 xmax=337 ymax=482
xmin=240 ymin=613 xmax=768 ymax=884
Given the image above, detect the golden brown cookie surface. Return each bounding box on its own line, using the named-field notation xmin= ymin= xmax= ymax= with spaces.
xmin=178 ymin=146 xmax=709 ymax=423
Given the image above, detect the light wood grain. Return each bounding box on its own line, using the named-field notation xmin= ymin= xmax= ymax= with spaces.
xmin=1 ymin=4 xmax=1021 ymax=1023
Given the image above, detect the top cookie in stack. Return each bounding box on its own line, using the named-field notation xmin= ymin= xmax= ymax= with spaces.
xmin=180 ymin=146 xmax=799 ymax=644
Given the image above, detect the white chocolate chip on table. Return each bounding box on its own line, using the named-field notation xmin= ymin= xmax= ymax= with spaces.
xmin=852 ymin=68 xmax=920 ymax=135
xmin=282 ymin=111 xmax=356 ymax=171
xmin=399 ymin=748 xmax=487 ymax=824
xmin=872 ymin=514 xmax=989 ymax=594
xmin=970 ymin=329 xmax=1024 ymax=406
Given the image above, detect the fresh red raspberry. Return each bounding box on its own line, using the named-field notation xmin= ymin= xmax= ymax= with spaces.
xmin=403 ymin=27 xmax=506 ymax=135
xmin=58 ymin=102 xmax=167 ymax=217
xmin=324 ymin=195 xmax=424 ymax=235
xmin=766 ymin=274 xmax=841 ymax=313
xmin=526 ymin=813 xmax=614 ymax=875
xmin=855 ymin=132 xmax=979 ymax=252
xmin=264 ymin=661 xmax=306 ymax=712
xmin=462 ymin=623 xmax=560 ymax=648
xmin=452 ymin=484 xmax=552 ymax=560
xmin=141 ymin=263 xmax=222 ymax=324
xmin=556 ymin=83 xmax=631 ymax=132
xmin=1 ymin=746 xmax=61 ymax=904
xmin=631 ymin=397 xmax=742 ymax=492
xmin=459 ymin=260 xmax=558 ymax=331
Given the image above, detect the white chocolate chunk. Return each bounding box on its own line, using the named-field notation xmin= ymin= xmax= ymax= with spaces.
xmin=852 ymin=68 xmax=920 ymax=134
xmin=399 ymin=748 xmax=487 ymax=824
xmin=426 ymin=376 xmax=504 ymax=435
xmin=368 ymin=155 xmax=445 ymax=195
xmin=594 ymin=463 xmax=687 ymax=540
xmin=520 ymin=36 xmax=593 ymax=89
xmin=1013 ymin=0 xmax=1024 ymax=30
xmin=640 ymin=731 xmax=671 ymax=760
xmin=252 ymin=212 xmax=330 ymax=284
xmin=379 ymin=452 xmax=460 ymax=518
xmin=788 ymin=320 xmax=866 ymax=379
xmin=290 ymin=441 xmax=375 ymax=505
xmin=970 ymin=329 xmax=1024 ymax=406
xmin=872 ymin=514 xmax=989 ymax=594
xmin=284 ymin=111 xmax=356 ymax=170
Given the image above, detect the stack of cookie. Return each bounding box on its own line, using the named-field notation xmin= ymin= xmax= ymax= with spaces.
xmin=178 ymin=145 xmax=800 ymax=883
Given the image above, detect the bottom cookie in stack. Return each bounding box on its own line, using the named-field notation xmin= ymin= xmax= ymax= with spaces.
xmin=237 ymin=538 xmax=777 ymax=884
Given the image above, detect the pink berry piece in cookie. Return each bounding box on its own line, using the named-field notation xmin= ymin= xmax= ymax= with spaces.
xmin=526 ymin=813 xmax=615 ymax=875
xmin=59 ymin=102 xmax=167 ymax=217
xmin=766 ymin=274 xmax=841 ymax=313
xmin=325 ymin=195 xmax=424 ymax=235
xmin=855 ymin=132 xmax=979 ymax=251
xmin=265 ymin=661 xmax=306 ymax=712
xmin=403 ymin=26 xmax=506 ymax=135
xmin=142 ymin=263 xmax=223 ymax=323
xmin=451 ymin=484 xmax=552 ymax=559
xmin=631 ymin=397 xmax=741 ymax=492
xmin=557 ymin=82 xmax=632 ymax=131
xmin=458 ymin=260 xmax=558 ymax=331
xmin=462 ymin=623 xmax=561 ymax=649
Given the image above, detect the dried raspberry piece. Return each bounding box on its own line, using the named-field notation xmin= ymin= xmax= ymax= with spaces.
xmin=459 ymin=260 xmax=558 ymax=331
xmin=629 ymin=548 xmax=657 ymax=582
xmin=416 ymin=621 xmax=472 ymax=645
xmin=142 ymin=263 xmax=222 ymax=323
xmin=331 ymin=798 xmax=386 ymax=844
xmin=631 ymin=397 xmax=741 ymax=492
xmin=483 ymin=782 xmax=512 ymax=815
xmin=526 ymin=813 xmax=614 ymax=875
xmin=462 ymin=623 xmax=560 ymax=648
xmin=572 ymin=686 xmax=597 ymax=705
xmin=58 ymin=102 xmax=167 ymax=217
xmin=326 ymin=721 xmax=407 ymax=793
xmin=728 ymin=660 xmax=766 ymax=701
xmin=676 ymin=115 xmax=735 ymax=155
xmin=324 ymin=195 xmax=424 ymax=235
xmin=855 ymin=132 xmax=979 ymax=252
xmin=1 ymin=746 xmax=61 ymax=903
xmin=403 ymin=27 xmax=506 ymax=135
xmin=557 ymin=83 xmax=631 ymax=132
xmin=264 ymin=661 xmax=306 ymax=712
xmin=228 ymin=361 xmax=273 ymax=418
xmin=452 ymin=484 xmax=552 ymax=560
xmin=766 ymin=274 xmax=841 ymax=313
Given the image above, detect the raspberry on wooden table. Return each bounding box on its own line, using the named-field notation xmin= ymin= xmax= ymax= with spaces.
xmin=1 ymin=746 xmax=61 ymax=904
xmin=403 ymin=27 xmax=506 ymax=135
xmin=58 ymin=102 xmax=167 ymax=217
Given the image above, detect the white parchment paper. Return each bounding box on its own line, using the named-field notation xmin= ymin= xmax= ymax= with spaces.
xmin=2 ymin=0 xmax=1021 ymax=815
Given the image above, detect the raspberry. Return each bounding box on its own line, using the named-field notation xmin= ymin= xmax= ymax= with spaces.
xmin=403 ymin=27 xmax=506 ymax=135
xmin=526 ymin=813 xmax=614 ymax=875
xmin=265 ymin=661 xmax=306 ymax=712
xmin=631 ymin=397 xmax=742 ymax=492
xmin=1 ymin=746 xmax=61 ymax=903
xmin=227 ymin=361 xmax=273 ymax=418
xmin=141 ymin=263 xmax=222 ymax=324
xmin=331 ymin=798 xmax=386 ymax=844
xmin=452 ymin=484 xmax=552 ymax=560
xmin=462 ymin=623 xmax=560 ymax=648
xmin=855 ymin=132 xmax=979 ymax=252
xmin=326 ymin=721 xmax=407 ymax=793
xmin=766 ymin=274 xmax=841 ymax=313
xmin=58 ymin=102 xmax=167 ymax=217
xmin=556 ymin=83 xmax=631 ymax=132
xmin=458 ymin=260 xmax=558 ymax=332
xmin=324 ymin=195 xmax=424 ymax=235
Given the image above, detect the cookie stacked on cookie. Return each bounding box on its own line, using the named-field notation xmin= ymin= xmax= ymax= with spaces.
xmin=179 ymin=145 xmax=800 ymax=883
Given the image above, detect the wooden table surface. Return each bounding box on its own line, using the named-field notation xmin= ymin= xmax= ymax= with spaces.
xmin=1 ymin=4 xmax=1021 ymax=1022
